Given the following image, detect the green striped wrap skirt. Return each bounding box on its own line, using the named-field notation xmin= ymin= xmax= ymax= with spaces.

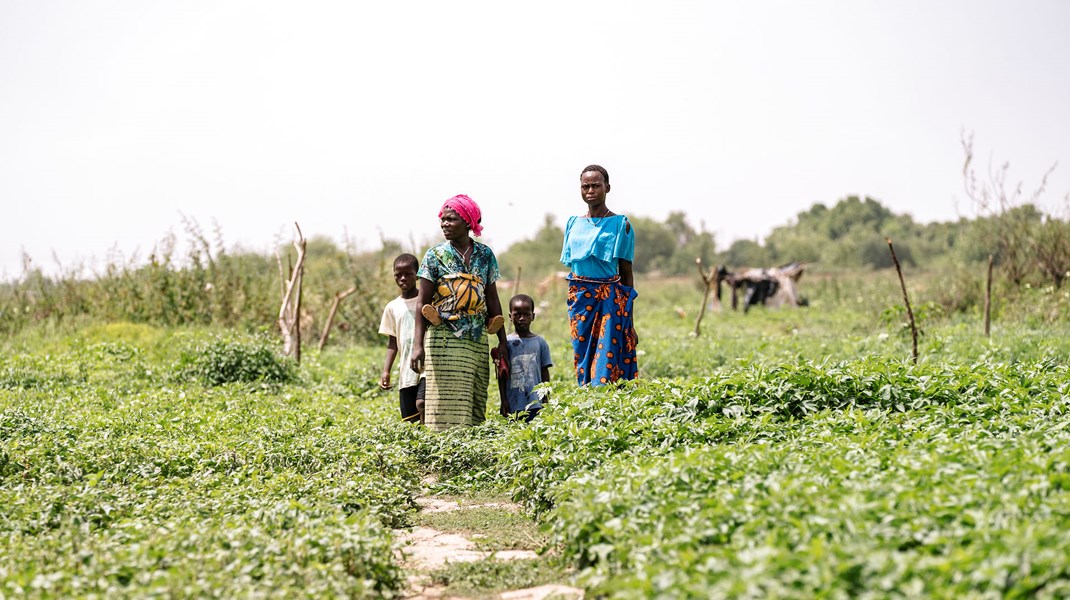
xmin=423 ymin=325 xmax=490 ymax=431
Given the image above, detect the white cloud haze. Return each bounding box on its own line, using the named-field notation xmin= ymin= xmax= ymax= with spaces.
xmin=2 ymin=1 xmax=1069 ymax=279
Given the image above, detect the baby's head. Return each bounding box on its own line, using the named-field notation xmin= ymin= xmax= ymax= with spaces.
xmin=393 ymin=254 xmax=419 ymax=294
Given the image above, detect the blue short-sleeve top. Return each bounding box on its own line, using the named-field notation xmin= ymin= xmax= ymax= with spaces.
xmin=560 ymin=215 xmax=635 ymax=279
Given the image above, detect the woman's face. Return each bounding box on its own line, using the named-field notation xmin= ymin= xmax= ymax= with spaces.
xmin=580 ymin=170 xmax=609 ymax=208
xmin=440 ymin=208 xmax=469 ymax=241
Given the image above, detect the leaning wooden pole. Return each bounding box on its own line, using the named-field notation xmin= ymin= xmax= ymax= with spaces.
xmin=984 ymin=254 xmax=993 ymax=337
xmin=277 ymin=222 xmax=307 ymax=362
xmin=887 ymin=238 xmax=918 ymax=364
xmin=294 ymin=260 xmax=303 ymax=364
xmin=694 ymin=258 xmax=712 ymax=336
xmin=318 ymin=286 xmax=358 ymax=350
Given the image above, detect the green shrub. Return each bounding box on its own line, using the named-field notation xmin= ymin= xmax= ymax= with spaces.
xmin=175 ymin=335 xmax=296 ymax=385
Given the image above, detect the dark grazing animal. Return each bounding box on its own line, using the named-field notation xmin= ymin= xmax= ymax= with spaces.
xmin=716 ymin=262 xmax=806 ymax=313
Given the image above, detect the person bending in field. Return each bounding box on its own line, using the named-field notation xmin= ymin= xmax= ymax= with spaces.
xmin=378 ymin=253 xmax=424 ymax=424
xmin=493 ymin=294 xmax=553 ymax=422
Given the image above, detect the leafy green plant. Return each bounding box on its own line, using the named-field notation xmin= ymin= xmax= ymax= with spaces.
xmin=0 ymin=340 xmax=423 ymax=597
xmin=429 ymin=559 xmax=569 ymax=598
xmin=879 ymin=300 xmax=945 ymax=337
xmin=415 ymin=504 xmax=546 ymax=552
xmin=5 ymin=273 xmax=1070 ymax=598
xmin=174 ymin=335 xmax=296 ymax=385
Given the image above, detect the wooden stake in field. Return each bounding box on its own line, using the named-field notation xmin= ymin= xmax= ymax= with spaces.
xmin=694 ymin=257 xmax=717 ymax=336
xmin=984 ymin=254 xmax=994 ymax=337
xmin=277 ymin=222 xmax=306 ymax=363
xmin=318 ymin=285 xmax=358 ymax=350
xmin=886 ymin=238 xmax=918 ymax=364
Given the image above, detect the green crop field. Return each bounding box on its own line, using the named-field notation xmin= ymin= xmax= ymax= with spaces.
xmin=3 ymin=269 xmax=1070 ymax=598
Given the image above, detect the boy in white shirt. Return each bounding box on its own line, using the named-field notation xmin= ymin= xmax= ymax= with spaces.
xmin=378 ymin=253 xmax=423 ymax=423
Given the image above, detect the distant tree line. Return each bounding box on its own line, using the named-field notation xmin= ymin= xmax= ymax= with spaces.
xmin=496 ymin=211 xmax=718 ymax=279
xmin=3 ymin=176 xmax=1067 ymax=339
xmin=497 ymin=197 xmax=958 ymax=278
xmin=498 ymin=193 xmax=1070 ymax=293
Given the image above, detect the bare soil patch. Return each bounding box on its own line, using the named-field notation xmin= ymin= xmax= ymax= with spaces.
xmin=396 ymin=496 xmax=583 ymax=599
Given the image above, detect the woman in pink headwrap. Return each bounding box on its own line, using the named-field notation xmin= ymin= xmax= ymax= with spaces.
xmin=410 ymin=195 xmax=508 ymax=431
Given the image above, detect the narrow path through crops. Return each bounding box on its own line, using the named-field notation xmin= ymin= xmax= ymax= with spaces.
xmin=395 ymin=495 xmax=583 ymax=599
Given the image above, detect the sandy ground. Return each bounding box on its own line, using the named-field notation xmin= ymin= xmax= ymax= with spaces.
xmin=396 ymin=496 xmax=584 ymax=600
xmin=399 ymin=526 xmax=540 ymax=571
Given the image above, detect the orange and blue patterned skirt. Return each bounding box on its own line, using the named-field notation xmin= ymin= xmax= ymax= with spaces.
xmin=566 ymin=273 xmax=638 ymax=386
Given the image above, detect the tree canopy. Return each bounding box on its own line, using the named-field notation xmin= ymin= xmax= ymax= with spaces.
xmin=494 ymin=194 xmax=1066 ymax=278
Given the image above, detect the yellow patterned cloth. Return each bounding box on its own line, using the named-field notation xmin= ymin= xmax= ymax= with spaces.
xmin=432 ymin=272 xmax=486 ymax=320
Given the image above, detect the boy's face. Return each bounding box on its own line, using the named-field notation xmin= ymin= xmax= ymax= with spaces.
xmin=509 ymin=300 xmax=534 ymax=331
xmin=394 ymin=263 xmax=417 ymax=293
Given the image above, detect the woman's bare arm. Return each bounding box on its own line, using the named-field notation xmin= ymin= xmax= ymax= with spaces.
xmin=619 ymin=259 xmax=634 ymax=288
xmin=409 ymin=278 xmax=434 ymax=372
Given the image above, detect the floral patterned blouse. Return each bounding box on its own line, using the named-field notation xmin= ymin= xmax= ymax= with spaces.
xmin=418 ymin=240 xmax=500 ymax=341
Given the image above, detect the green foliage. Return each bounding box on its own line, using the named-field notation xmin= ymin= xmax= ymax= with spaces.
xmin=492 ymin=360 xmax=1070 ymax=597
xmin=630 ymin=212 xmax=717 ymax=275
xmin=5 ymin=270 xmax=1070 ymax=597
xmin=301 ymin=234 xmax=398 ymax=345
xmin=960 ymin=135 xmax=1070 ymax=289
xmin=429 ymin=559 xmax=568 ymax=598
xmin=497 ymin=212 xmax=716 ymax=279
xmin=0 ymin=354 xmax=87 ymax=391
xmin=415 ymin=504 xmax=545 ymax=551
xmin=497 ymin=214 xmax=566 ymax=280
xmin=0 ymin=221 xmax=402 ymax=346
xmin=721 ymin=239 xmax=770 ymax=267
xmin=630 ymin=216 xmax=678 ymax=273
xmin=0 ymin=348 xmax=421 ymax=597
xmin=763 ymin=196 xmax=932 ymax=269
xmin=174 ymin=335 xmax=297 ymax=385
xmin=878 ymin=300 xmax=945 ymax=338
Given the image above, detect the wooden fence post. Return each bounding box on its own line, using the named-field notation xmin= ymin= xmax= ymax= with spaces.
xmin=984 ymin=254 xmax=993 ymax=337
xmin=887 ymin=238 xmax=918 ymax=364
xmin=277 ymin=222 xmax=306 ymax=363
xmin=694 ymin=258 xmax=714 ymax=336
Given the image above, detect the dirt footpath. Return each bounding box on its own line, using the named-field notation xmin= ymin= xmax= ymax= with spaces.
xmin=395 ymin=496 xmax=584 ymax=600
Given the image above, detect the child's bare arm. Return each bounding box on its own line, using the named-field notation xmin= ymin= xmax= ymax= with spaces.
xmin=484 ymin=282 xmax=509 ymax=361
xmin=380 ymin=336 xmax=398 ymax=389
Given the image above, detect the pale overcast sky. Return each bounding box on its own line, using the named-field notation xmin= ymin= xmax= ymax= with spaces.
xmin=2 ymin=1 xmax=1069 ymax=279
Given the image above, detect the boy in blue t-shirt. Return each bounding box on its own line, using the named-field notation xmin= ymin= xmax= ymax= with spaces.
xmin=494 ymin=294 xmax=553 ymax=421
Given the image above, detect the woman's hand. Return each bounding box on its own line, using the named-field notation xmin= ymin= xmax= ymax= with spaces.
xmin=410 ymin=277 xmax=433 ymax=374
xmin=410 ymin=347 xmax=425 ymax=373
xmin=497 ymin=339 xmax=510 ymax=367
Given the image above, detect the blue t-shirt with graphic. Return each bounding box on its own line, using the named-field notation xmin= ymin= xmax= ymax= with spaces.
xmin=505 ymin=333 xmax=553 ymax=414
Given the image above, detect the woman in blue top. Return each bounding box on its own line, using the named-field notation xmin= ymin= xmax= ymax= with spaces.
xmin=559 ymin=165 xmax=639 ymax=386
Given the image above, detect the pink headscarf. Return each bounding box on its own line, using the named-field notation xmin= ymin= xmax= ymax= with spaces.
xmin=439 ymin=194 xmax=483 ymax=237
